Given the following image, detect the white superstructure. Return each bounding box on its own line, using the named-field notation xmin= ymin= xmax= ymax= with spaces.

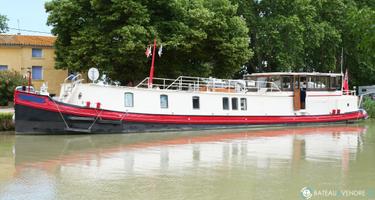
xmin=59 ymin=72 xmax=359 ymax=117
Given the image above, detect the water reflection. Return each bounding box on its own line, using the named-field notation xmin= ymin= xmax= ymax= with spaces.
xmin=1 ymin=124 xmax=374 ymax=200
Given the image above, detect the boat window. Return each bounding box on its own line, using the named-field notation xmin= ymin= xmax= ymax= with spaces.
xmin=316 ymin=76 xmax=329 ymax=89
xmin=268 ymin=76 xmax=281 ymax=91
xmin=124 ymin=92 xmax=134 ymax=107
xmin=306 ymin=76 xmax=315 ymax=89
xmin=223 ymin=97 xmax=229 ymax=110
xmin=307 ymin=76 xmax=329 ymax=90
xmin=240 ymin=98 xmax=247 ymax=110
xmin=160 ymin=95 xmax=168 ymax=109
xmin=232 ymin=97 xmax=238 ymax=110
xmin=330 ymin=76 xmax=342 ymax=90
xmin=256 ymin=77 xmax=267 ymax=89
xmin=281 ymin=76 xmax=293 ymax=91
xmin=192 ymin=96 xmax=200 ymax=109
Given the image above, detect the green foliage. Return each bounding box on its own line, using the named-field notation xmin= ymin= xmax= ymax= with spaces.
xmin=233 ymin=0 xmax=374 ymax=87
xmin=46 ymin=0 xmax=374 ymax=86
xmin=0 ymin=113 xmax=14 ymax=131
xmin=234 ymin=0 xmax=344 ymax=73
xmin=0 ymin=71 xmax=28 ymax=106
xmin=45 ymin=0 xmax=252 ymax=82
xmin=363 ymin=97 xmax=375 ymax=118
xmin=0 ymin=113 xmax=12 ymax=120
xmin=0 ymin=14 xmax=8 ymax=33
xmin=344 ymin=6 xmax=375 ymax=86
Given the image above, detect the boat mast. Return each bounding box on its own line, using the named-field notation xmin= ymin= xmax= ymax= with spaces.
xmin=340 ymin=47 xmax=344 ymax=90
xmin=340 ymin=47 xmax=344 ymax=75
xmin=148 ymin=38 xmax=157 ymax=88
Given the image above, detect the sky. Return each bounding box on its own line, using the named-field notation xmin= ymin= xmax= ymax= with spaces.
xmin=0 ymin=0 xmax=52 ymax=36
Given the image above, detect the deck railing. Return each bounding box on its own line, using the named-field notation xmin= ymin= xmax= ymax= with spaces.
xmin=342 ymin=90 xmax=356 ymax=96
xmin=60 ymin=74 xmax=84 ymax=101
xmin=136 ymin=76 xmax=282 ymax=93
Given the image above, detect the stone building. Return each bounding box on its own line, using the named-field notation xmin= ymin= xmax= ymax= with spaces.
xmin=0 ymin=34 xmax=67 ymax=95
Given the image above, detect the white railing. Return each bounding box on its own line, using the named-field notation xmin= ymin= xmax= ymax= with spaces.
xmin=60 ymin=74 xmax=84 ymax=100
xmin=342 ymin=90 xmax=356 ymax=96
xmin=136 ymin=76 xmax=281 ymax=93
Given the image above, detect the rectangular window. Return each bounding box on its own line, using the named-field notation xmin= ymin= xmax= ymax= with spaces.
xmin=124 ymin=92 xmax=134 ymax=107
xmin=32 ymin=66 xmax=43 ymax=80
xmin=281 ymin=76 xmax=293 ymax=91
xmin=240 ymin=98 xmax=247 ymax=111
xmin=330 ymin=76 xmax=342 ymax=91
xmin=307 ymin=76 xmax=330 ymax=91
xmin=192 ymin=96 xmax=200 ymax=109
xmin=222 ymin=97 xmax=229 ymax=110
xmin=0 ymin=65 xmax=8 ymax=71
xmin=232 ymin=97 xmax=238 ymax=110
xmin=32 ymin=48 xmax=43 ymax=58
xmin=160 ymin=94 xmax=168 ymax=109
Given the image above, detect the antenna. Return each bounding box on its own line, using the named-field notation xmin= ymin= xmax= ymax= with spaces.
xmin=340 ymin=47 xmax=344 ymax=75
xmin=17 ymin=19 xmax=21 ymax=35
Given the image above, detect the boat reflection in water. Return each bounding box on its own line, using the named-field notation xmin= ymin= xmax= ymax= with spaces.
xmin=14 ymin=125 xmax=365 ymax=174
xmin=1 ymin=125 xmax=370 ymax=199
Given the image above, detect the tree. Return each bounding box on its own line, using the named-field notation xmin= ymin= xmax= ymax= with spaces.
xmin=232 ymin=0 xmax=375 ymax=89
xmin=0 ymin=14 xmax=8 ymax=33
xmin=343 ymin=6 xmax=375 ymax=86
xmin=233 ymin=0 xmax=344 ymax=73
xmin=0 ymin=71 xmax=27 ymax=106
xmin=45 ymin=0 xmax=252 ymax=83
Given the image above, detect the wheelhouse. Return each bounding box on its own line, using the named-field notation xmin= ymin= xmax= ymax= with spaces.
xmin=244 ymin=72 xmax=343 ymax=92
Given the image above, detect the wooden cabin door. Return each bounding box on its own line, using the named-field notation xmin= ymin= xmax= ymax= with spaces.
xmin=293 ymin=76 xmax=301 ymax=110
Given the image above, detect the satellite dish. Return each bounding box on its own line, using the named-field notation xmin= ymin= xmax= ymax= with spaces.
xmin=88 ymin=68 xmax=100 ymax=82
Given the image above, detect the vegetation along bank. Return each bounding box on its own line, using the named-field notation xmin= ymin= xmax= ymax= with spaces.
xmin=0 ymin=112 xmax=14 ymax=131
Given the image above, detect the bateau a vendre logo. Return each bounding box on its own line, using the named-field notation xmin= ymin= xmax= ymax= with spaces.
xmin=300 ymin=187 xmax=375 ymax=199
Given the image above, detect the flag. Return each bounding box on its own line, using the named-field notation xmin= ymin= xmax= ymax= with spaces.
xmin=343 ymin=68 xmax=349 ymax=93
xmin=145 ymin=45 xmax=152 ymax=58
xmin=158 ymin=44 xmax=163 ymax=57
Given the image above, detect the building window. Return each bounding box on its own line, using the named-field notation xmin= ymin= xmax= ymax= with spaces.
xmin=32 ymin=66 xmax=43 ymax=80
xmin=223 ymin=97 xmax=229 ymax=110
xmin=192 ymin=96 xmax=200 ymax=109
xmin=240 ymin=98 xmax=247 ymax=111
xmin=160 ymin=94 xmax=168 ymax=109
xmin=0 ymin=65 xmax=8 ymax=71
xmin=232 ymin=97 xmax=238 ymax=110
xmin=124 ymin=92 xmax=134 ymax=107
xmin=32 ymin=48 xmax=43 ymax=58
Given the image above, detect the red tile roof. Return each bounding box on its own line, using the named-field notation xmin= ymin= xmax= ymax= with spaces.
xmin=0 ymin=34 xmax=56 ymax=47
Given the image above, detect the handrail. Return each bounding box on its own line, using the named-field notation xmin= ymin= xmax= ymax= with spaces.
xmin=72 ymin=74 xmax=82 ymax=81
xmin=358 ymin=91 xmax=375 ymax=108
xmin=64 ymin=74 xmax=75 ymax=84
xmin=61 ymin=73 xmax=83 ymax=101
xmin=64 ymin=73 xmax=82 ymax=84
xmin=135 ymin=76 xmax=282 ymax=93
xmin=136 ymin=77 xmax=176 ymax=89
xmin=342 ymin=90 xmax=356 ymax=96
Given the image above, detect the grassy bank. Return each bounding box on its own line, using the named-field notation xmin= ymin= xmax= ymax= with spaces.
xmin=0 ymin=113 xmax=14 ymax=131
xmin=363 ymin=97 xmax=375 ymax=118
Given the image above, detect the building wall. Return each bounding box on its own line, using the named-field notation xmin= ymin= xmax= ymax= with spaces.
xmin=0 ymin=46 xmax=67 ymax=95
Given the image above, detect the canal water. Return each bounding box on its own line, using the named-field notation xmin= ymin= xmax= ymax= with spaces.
xmin=0 ymin=123 xmax=375 ymax=200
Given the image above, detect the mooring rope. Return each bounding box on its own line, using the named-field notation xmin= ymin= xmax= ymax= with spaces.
xmin=88 ymin=109 xmax=103 ymax=130
xmin=119 ymin=111 xmax=128 ymax=122
xmin=52 ymin=99 xmax=70 ymax=129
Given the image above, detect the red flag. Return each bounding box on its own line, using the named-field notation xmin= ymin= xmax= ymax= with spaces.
xmin=343 ymin=68 xmax=349 ymax=93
